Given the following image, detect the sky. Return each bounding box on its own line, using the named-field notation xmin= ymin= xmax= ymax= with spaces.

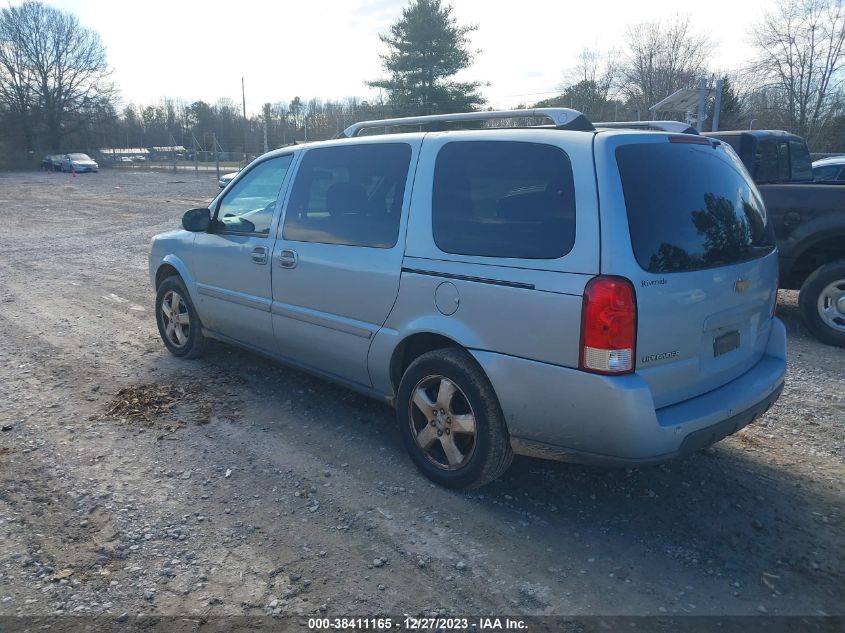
xmin=24 ymin=0 xmax=774 ymax=115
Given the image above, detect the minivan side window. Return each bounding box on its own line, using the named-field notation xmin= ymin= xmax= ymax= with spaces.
xmin=282 ymin=143 xmax=412 ymax=248
xmin=432 ymin=141 xmax=576 ymax=259
xmin=215 ymin=155 xmax=293 ymax=234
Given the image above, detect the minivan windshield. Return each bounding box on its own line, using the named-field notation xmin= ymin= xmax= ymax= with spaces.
xmin=616 ymin=141 xmax=775 ymax=274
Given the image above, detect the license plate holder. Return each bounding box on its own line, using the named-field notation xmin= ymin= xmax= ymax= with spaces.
xmin=713 ymin=330 xmax=740 ymax=357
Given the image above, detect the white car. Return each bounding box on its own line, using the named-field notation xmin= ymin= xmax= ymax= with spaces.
xmin=61 ymin=153 xmax=98 ymax=173
xmin=812 ymin=155 xmax=845 ymax=182
xmin=218 ymin=171 xmax=239 ymax=188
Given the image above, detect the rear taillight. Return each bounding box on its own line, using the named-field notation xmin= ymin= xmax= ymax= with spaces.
xmin=580 ymin=276 xmax=637 ymax=374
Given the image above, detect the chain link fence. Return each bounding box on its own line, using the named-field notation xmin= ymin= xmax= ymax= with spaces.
xmin=96 ymin=133 xmax=255 ymax=179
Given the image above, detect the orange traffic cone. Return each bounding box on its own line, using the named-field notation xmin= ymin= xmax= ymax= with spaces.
xmin=71 ymin=168 xmax=76 ymax=177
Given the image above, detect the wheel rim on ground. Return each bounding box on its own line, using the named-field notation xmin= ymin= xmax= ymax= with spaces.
xmin=161 ymin=289 xmax=190 ymax=347
xmin=408 ymin=374 xmax=477 ymax=470
xmin=817 ymin=279 xmax=845 ymax=333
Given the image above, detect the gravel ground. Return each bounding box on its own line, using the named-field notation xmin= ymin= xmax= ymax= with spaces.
xmin=0 ymin=170 xmax=842 ymax=625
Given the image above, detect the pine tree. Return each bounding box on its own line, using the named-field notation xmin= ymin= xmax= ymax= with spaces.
xmin=368 ymin=0 xmax=485 ymax=116
xmin=711 ymin=76 xmax=745 ymax=131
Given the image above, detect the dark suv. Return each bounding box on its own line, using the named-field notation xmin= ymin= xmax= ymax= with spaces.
xmin=705 ymin=130 xmax=845 ymax=347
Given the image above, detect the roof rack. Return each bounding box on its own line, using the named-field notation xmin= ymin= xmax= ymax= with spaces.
xmin=594 ymin=120 xmax=700 ymax=135
xmin=338 ymin=108 xmax=595 ymax=138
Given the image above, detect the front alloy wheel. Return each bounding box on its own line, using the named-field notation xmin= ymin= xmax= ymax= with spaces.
xmin=160 ymin=289 xmax=191 ymax=348
xmin=155 ymin=275 xmax=206 ymax=358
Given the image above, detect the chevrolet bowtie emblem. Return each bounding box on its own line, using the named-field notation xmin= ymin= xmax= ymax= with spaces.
xmin=735 ymin=279 xmax=750 ymax=293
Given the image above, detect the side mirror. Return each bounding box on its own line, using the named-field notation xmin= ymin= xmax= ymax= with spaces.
xmin=182 ymin=207 xmax=211 ymax=232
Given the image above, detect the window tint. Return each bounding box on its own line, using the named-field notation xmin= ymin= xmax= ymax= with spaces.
xmin=216 ymin=155 xmax=293 ymax=234
xmin=283 ymin=144 xmax=411 ymax=248
xmin=754 ymin=139 xmax=779 ymax=183
xmin=432 ymin=141 xmax=576 ymax=259
xmin=617 ymin=142 xmax=775 ymax=274
xmin=789 ymin=140 xmax=813 ymax=180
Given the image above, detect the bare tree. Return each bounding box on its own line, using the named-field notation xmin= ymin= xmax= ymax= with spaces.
xmin=571 ymin=50 xmax=618 ymax=97
xmin=534 ymin=49 xmax=623 ymax=119
xmin=2 ymin=1 xmax=115 ymax=149
xmin=561 ymin=49 xmax=620 ymax=119
xmin=622 ymin=15 xmax=712 ymax=117
xmin=0 ymin=11 xmax=37 ymax=152
xmin=750 ymin=0 xmax=845 ymax=144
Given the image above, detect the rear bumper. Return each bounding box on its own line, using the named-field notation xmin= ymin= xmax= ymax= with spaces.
xmin=473 ymin=318 xmax=787 ymax=466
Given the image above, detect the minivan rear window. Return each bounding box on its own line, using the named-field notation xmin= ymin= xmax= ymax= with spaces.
xmin=616 ymin=142 xmax=775 ymax=273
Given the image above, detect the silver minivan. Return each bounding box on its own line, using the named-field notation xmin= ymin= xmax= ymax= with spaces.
xmin=149 ymin=109 xmax=786 ymax=489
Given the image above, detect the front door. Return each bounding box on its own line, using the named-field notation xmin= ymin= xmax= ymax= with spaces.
xmin=271 ymin=141 xmax=418 ymax=386
xmin=192 ymin=154 xmax=295 ymax=350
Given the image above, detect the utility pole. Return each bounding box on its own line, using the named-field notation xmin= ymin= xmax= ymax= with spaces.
xmin=711 ymin=79 xmax=724 ymax=133
xmin=214 ymin=132 xmax=219 ymax=182
xmin=262 ymin=102 xmax=270 ymax=154
xmin=696 ymin=77 xmax=707 ymax=132
xmin=241 ymin=77 xmax=248 ymax=166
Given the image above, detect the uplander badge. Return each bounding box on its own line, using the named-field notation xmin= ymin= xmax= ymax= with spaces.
xmin=641 ymin=350 xmax=679 ymax=363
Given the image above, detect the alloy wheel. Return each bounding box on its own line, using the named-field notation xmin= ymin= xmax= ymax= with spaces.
xmin=408 ymin=374 xmax=477 ymax=470
xmin=160 ymin=290 xmax=191 ymax=347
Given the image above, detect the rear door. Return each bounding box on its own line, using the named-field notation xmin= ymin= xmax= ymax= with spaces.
xmin=270 ymin=139 xmax=420 ymax=386
xmin=595 ymin=134 xmax=779 ymax=409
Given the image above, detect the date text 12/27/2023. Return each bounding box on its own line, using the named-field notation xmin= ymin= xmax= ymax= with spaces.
xmin=307 ymin=617 xmax=528 ymax=631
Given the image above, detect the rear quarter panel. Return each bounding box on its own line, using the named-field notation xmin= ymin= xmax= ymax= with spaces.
xmin=369 ymin=129 xmax=600 ymax=396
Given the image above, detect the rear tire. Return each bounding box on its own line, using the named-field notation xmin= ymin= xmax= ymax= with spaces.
xmin=155 ymin=275 xmax=207 ymax=358
xmin=396 ymin=348 xmax=513 ymax=489
xmin=798 ymin=260 xmax=845 ymax=348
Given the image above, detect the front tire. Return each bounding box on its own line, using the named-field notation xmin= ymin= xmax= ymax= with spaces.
xmin=155 ymin=275 xmax=207 ymax=358
xmin=798 ymin=260 xmax=845 ymax=348
xmin=396 ymin=348 xmax=513 ymax=489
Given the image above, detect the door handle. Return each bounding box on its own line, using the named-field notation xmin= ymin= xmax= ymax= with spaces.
xmin=251 ymin=246 xmax=268 ymax=265
xmin=278 ymin=249 xmax=298 ymax=269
